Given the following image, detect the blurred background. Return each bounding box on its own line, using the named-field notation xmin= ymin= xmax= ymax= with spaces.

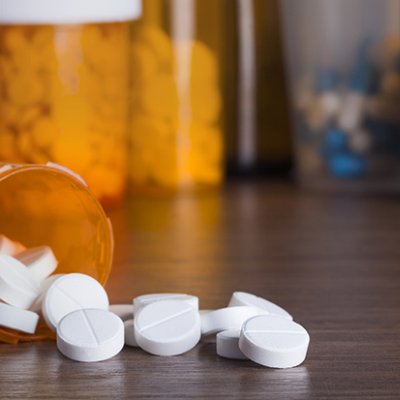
xmin=0 ymin=0 xmax=400 ymax=207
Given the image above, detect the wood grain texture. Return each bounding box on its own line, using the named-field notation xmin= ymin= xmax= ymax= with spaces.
xmin=1 ymin=182 xmax=400 ymax=399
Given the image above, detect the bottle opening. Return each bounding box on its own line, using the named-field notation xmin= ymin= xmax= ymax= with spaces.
xmin=0 ymin=0 xmax=142 ymax=25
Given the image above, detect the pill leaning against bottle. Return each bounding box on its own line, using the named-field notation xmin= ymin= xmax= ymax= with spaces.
xmin=134 ymin=300 xmax=201 ymax=356
xmin=42 ymin=273 xmax=109 ymax=331
xmin=239 ymin=315 xmax=310 ymax=369
xmin=0 ymin=254 xmax=40 ymax=309
xmin=0 ymin=302 xmax=39 ymax=334
xmin=133 ymin=293 xmax=199 ymax=314
xmin=57 ymin=309 xmax=124 ymax=363
xmin=228 ymin=292 xmax=292 ymax=320
xmin=15 ymin=246 xmax=58 ymax=282
xmin=216 ymin=330 xmax=247 ymax=360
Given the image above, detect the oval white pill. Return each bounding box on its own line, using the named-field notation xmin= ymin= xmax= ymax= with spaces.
xmin=16 ymin=246 xmax=58 ymax=282
xmin=228 ymin=292 xmax=292 ymax=320
xmin=134 ymin=300 xmax=201 ymax=356
xmin=0 ymin=235 xmax=26 ymax=256
xmin=57 ymin=309 xmax=124 ymax=363
xmin=124 ymin=319 xmax=137 ymax=347
xmin=133 ymin=293 xmax=199 ymax=314
xmin=239 ymin=315 xmax=310 ymax=369
xmin=0 ymin=302 xmax=39 ymax=334
xmin=109 ymin=304 xmax=133 ymax=321
xmin=29 ymin=274 xmax=64 ymax=313
xmin=42 ymin=273 xmax=109 ymax=331
xmin=216 ymin=330 xmax=247 ymax=360
xmin=0 ymin=254 xmax=39 ymax=309
xmin=201 ymin=306 xmax=262 ymax=336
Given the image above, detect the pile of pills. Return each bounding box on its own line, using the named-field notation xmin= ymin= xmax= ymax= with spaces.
xmin=129 ymin=24 xmax=223 ymax=190
xmin=0 ymin=234 xmax=310 ymax=368
xmin=295 ymin=36 xmax=400 ymax=180
xmin=0 ymin=23 xmax=129 ymax=205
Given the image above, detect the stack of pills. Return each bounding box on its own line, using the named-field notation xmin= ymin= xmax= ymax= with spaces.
xmin=0 ymin=234 xmax=310 ymax=368
xmin=295 ymin=36 xmax=400 ymax=181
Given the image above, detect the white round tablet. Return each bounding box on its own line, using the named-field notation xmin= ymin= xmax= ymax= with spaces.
xmin=0 ymin=235 xmax=26 ymax=256
xmin=0 ymin=254 xmax=40 ymax=309
xmin=200 ymin=306 xmax=262 ymax=336
xmin=239 ymin=315 xmax=310 ymax=369
xmin=228 ymin=292 xmax=292 ymax=320
xmin=134 ymin=300 xmax=201 ymax=356
xmin=124 ymin=319 xmax=137 ymax=347
xmin=16 ymin=246 xmax=58 ymax=282
xmin=29 ymin=274 xmax=64 ymax=313
xmin=42 ymin=273 xmax=109 ymax=331
xmin=57 ymin=309 xmax=124 ymax=363
xmin=216 ymin=330 xmax=247 ymax=360
xmin=109 ymin=304 xmax=133 ymax=321
xmin=133 ymin=293 xmax=199 ymax=314
xmin=0 ymin=302 xmax=39 ymax=334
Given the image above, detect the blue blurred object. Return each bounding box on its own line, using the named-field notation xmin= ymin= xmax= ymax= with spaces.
xmin=316 ymin=70 xmax=340 ymax=92
xmin=348 ymin=40 xmax=380 ymax=94
xmin=323 ymin=127 xmax=348 ymax=153
xmin=328 ymin=153 xmax=367 ymax=178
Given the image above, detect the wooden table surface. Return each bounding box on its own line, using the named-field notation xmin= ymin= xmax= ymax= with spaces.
xmin=1 ymin=182 xmax=400 ymax=399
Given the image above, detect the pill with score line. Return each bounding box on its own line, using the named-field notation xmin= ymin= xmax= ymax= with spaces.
xmin=0 ymin=302 xmax=39 ymax=334
xmin=239 ymin=315 xmax=310 ymax=369
xmin=57 ymin=308 xmax=124 ymax=362
xmin=134 ymin=300 xmax=201 ymax=356
xmin=0 ymin=254 xmax=40 ymax=309
xmin=228 ymin=292 xmax=292 ymax=320
xmin=15 ymin=246 xmax=58 ymax=282
xmin=42 ymin=273 xmax=109 ymax=331
xmin=133 ymin=293 xmax=199 ymax=314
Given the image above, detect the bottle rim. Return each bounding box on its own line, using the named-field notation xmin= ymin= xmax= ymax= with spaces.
xmin=0 ymin=0 xmax=142 ymax=25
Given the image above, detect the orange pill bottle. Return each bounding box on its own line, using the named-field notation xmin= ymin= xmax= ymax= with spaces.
xmin=0 ymin=0 xmax=141 ymax=207
xmin=0 ymin=162 xmax=114 ymax=343
xmin=129 ymin=0 xmax=225 ymax=194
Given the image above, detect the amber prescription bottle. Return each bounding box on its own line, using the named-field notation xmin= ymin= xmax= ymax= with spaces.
xmin=0 ymin=162 xmax=114 ymax=343
xmin=129 ymin=0 xmax=225 ymax=193
xmin=0 ymin=0 xmax=141 ymax=207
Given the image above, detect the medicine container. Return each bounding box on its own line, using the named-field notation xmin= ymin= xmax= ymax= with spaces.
xmin=225 ymin=0 xmax=292 ymax=176
xmin=129 ymin=0 xmax=224 ymax=193
xmin=0 ymin=0 xmax=141 ymax=207
xmin=281 ymin=0 xmax=400 ymax=191
xmin=0 ymin=162 xmax=113 ymax=343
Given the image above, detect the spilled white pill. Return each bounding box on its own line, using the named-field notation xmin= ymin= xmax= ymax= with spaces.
xmin=109 ymin=304 xmax=133 ymax=321
xmin=239 ymin=315 xmax=310 ymax=369
xmin=57 ymin=308 xmax=124 ymax=363
xmin=216 ymin=330 xmax=247 ymax=360
xmin=0 ymin=254 xmax=39 ymax=309
xmin=16 ymin=246 xmax=58 ymax=282
xmin=0 ymin=302 xmax=39 ymax=334
xmin=29 ymin=274 xmax=64 ymax=313
xmin=0 ymin=235 xmax=25 ymax=256
xmin=42 ymin=273 xmax=109 ymax=331
xmin=124 ymin=319 xmax=137 ymax=347
xmin=133 ymin=293 xmax=199 ymax=314
xmin=228 ymin=292 xmax=292 ymax=320
xmin=201 ymin=306 xmax=262 ymax=336
xmin=134 ymin=300 xmax=201 ymax=356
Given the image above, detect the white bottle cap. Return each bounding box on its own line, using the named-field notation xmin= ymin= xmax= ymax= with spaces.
xmin=0 ymin=0 xmax=142 ymax=25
